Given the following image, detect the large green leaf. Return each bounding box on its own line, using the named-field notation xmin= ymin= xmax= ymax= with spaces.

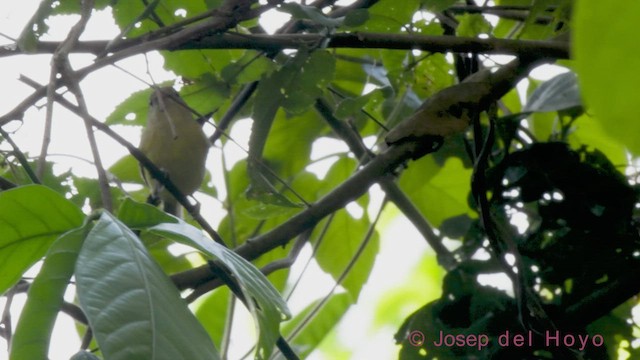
xmin=75 ymin=212 xmax=219 ymax=360
xmin=574 ymin=0 xmax=640 ymax=154
xmin=147 ymin=221 xmax=290 ymax=359
xmin=0 ymin=185 xmax=83 ymax=295
xmin=117 ymin=198 xmax=290 ymax=359
xmin=10 ymin=224 xmax=91 ymax=360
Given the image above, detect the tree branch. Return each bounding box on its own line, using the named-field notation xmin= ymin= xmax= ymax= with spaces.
xmin=1 ymin=32 xmax=570 ymax=59
xmin=314 ymin=98 xmax=456 ymax=269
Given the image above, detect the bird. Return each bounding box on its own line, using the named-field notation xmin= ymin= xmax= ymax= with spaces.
xmin=138 ymin=86 xmax=209 ymax=216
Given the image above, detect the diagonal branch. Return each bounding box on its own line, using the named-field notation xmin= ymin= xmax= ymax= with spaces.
xmin=314 ymin=98 xmax=456 ymax=269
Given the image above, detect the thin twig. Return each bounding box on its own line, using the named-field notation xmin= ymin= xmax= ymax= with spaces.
xmin=259 ymin=228 xmax=310 ymax=275
xmin=284 ymin=197 xmax=386 ymax=343
xmin=53 ymin=0 xmax=112 ymax=210
xmin=62 ymin=61 xmax=114 ymax=212
xmin=284 ymin=215 xmax=334 ymax=301
xmin=209 ymin=81 xmax=258 ymax=144
xmin=38 ymin=69 xmax=58 ymax=180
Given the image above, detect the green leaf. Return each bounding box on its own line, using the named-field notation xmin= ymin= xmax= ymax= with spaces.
xmin=161 ymin=49 xmax=239 ymax=79
xmin=16 ymin=0 xmax=53 ymax=52
xmin=524 ymin=71 xmax=582 ymax=113
xmin=399 ymin=157 xmax=473 ymax=227
xmin=518 ymin=0 xmax=570 ymax=39
xmin=10 ymin=223 xmax=91 ymax=360
xmin=117 ymin=198 xmax=178 ymax=227
xmin=249 ymin=50 xmax=333 ymax=187
xmin=177 ymin=76 xmax=231 ymax=118
xmin=574 ymin=0 xmax=640 ymax=154
xmin=112 ymin=0 xmax=207 ymax=38
xmin=570 ymin=115 xmax=628 ymax=167
xmin=281 ymin=51 xmax=336 ymax=115
xmin=147 ymin=221 xmax=290 ymax=360
xmin=355 ymin=0 xmax=420 ymax=32
xmin=315 ymin=209 xmax=379 ymax=299
xmin=278 ymin=3 xmax=342 ymax=28
xmin=250 ymin=52 xmax=309 ymax=164
xmin=335 ymin=91 xmax=378 ymax=119
xmin=109 ymin=155 xmax=143 ymax=184
xmin=263 ymin=110 xmax=327 ymax=178
xmin=245 ymin=168 xmax=304 ymax=208
xmin=105 ymin=86 xmax=159 ymax=126
xmin=0 ymin=185 xmax=83 ymax=295
xmin=456 ymin=13 xmax=493 ymax=37
xmin=425 ymin=0 xmax=458 ymax=12
xmin=52 ymin=0 xmax=111 ymax=15
xmin=75 ymin=212 xmax=219 ymax=360
xmin=331 ymin=50 xmax=368 ymax=95
xmin=343 ymin=9 xmax=370 ymax=27
xmin=221 ymin=52 xmax=276 ymax=85
xmin=205 ymin=0 xmax=224 ymax=9
xmin=118 ymin=197 xmax=290 ymax=359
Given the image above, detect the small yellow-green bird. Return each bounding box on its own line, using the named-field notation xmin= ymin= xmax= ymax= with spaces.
xmin=139 ymin=87 xmax=209 ymax=216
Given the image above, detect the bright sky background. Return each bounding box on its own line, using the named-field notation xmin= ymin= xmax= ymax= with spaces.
xmin=0 ymin=2 xmax=573 ymax=360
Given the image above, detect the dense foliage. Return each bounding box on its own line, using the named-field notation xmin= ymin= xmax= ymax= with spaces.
xmin=0 ymin=0 xmax=639 ymax=359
